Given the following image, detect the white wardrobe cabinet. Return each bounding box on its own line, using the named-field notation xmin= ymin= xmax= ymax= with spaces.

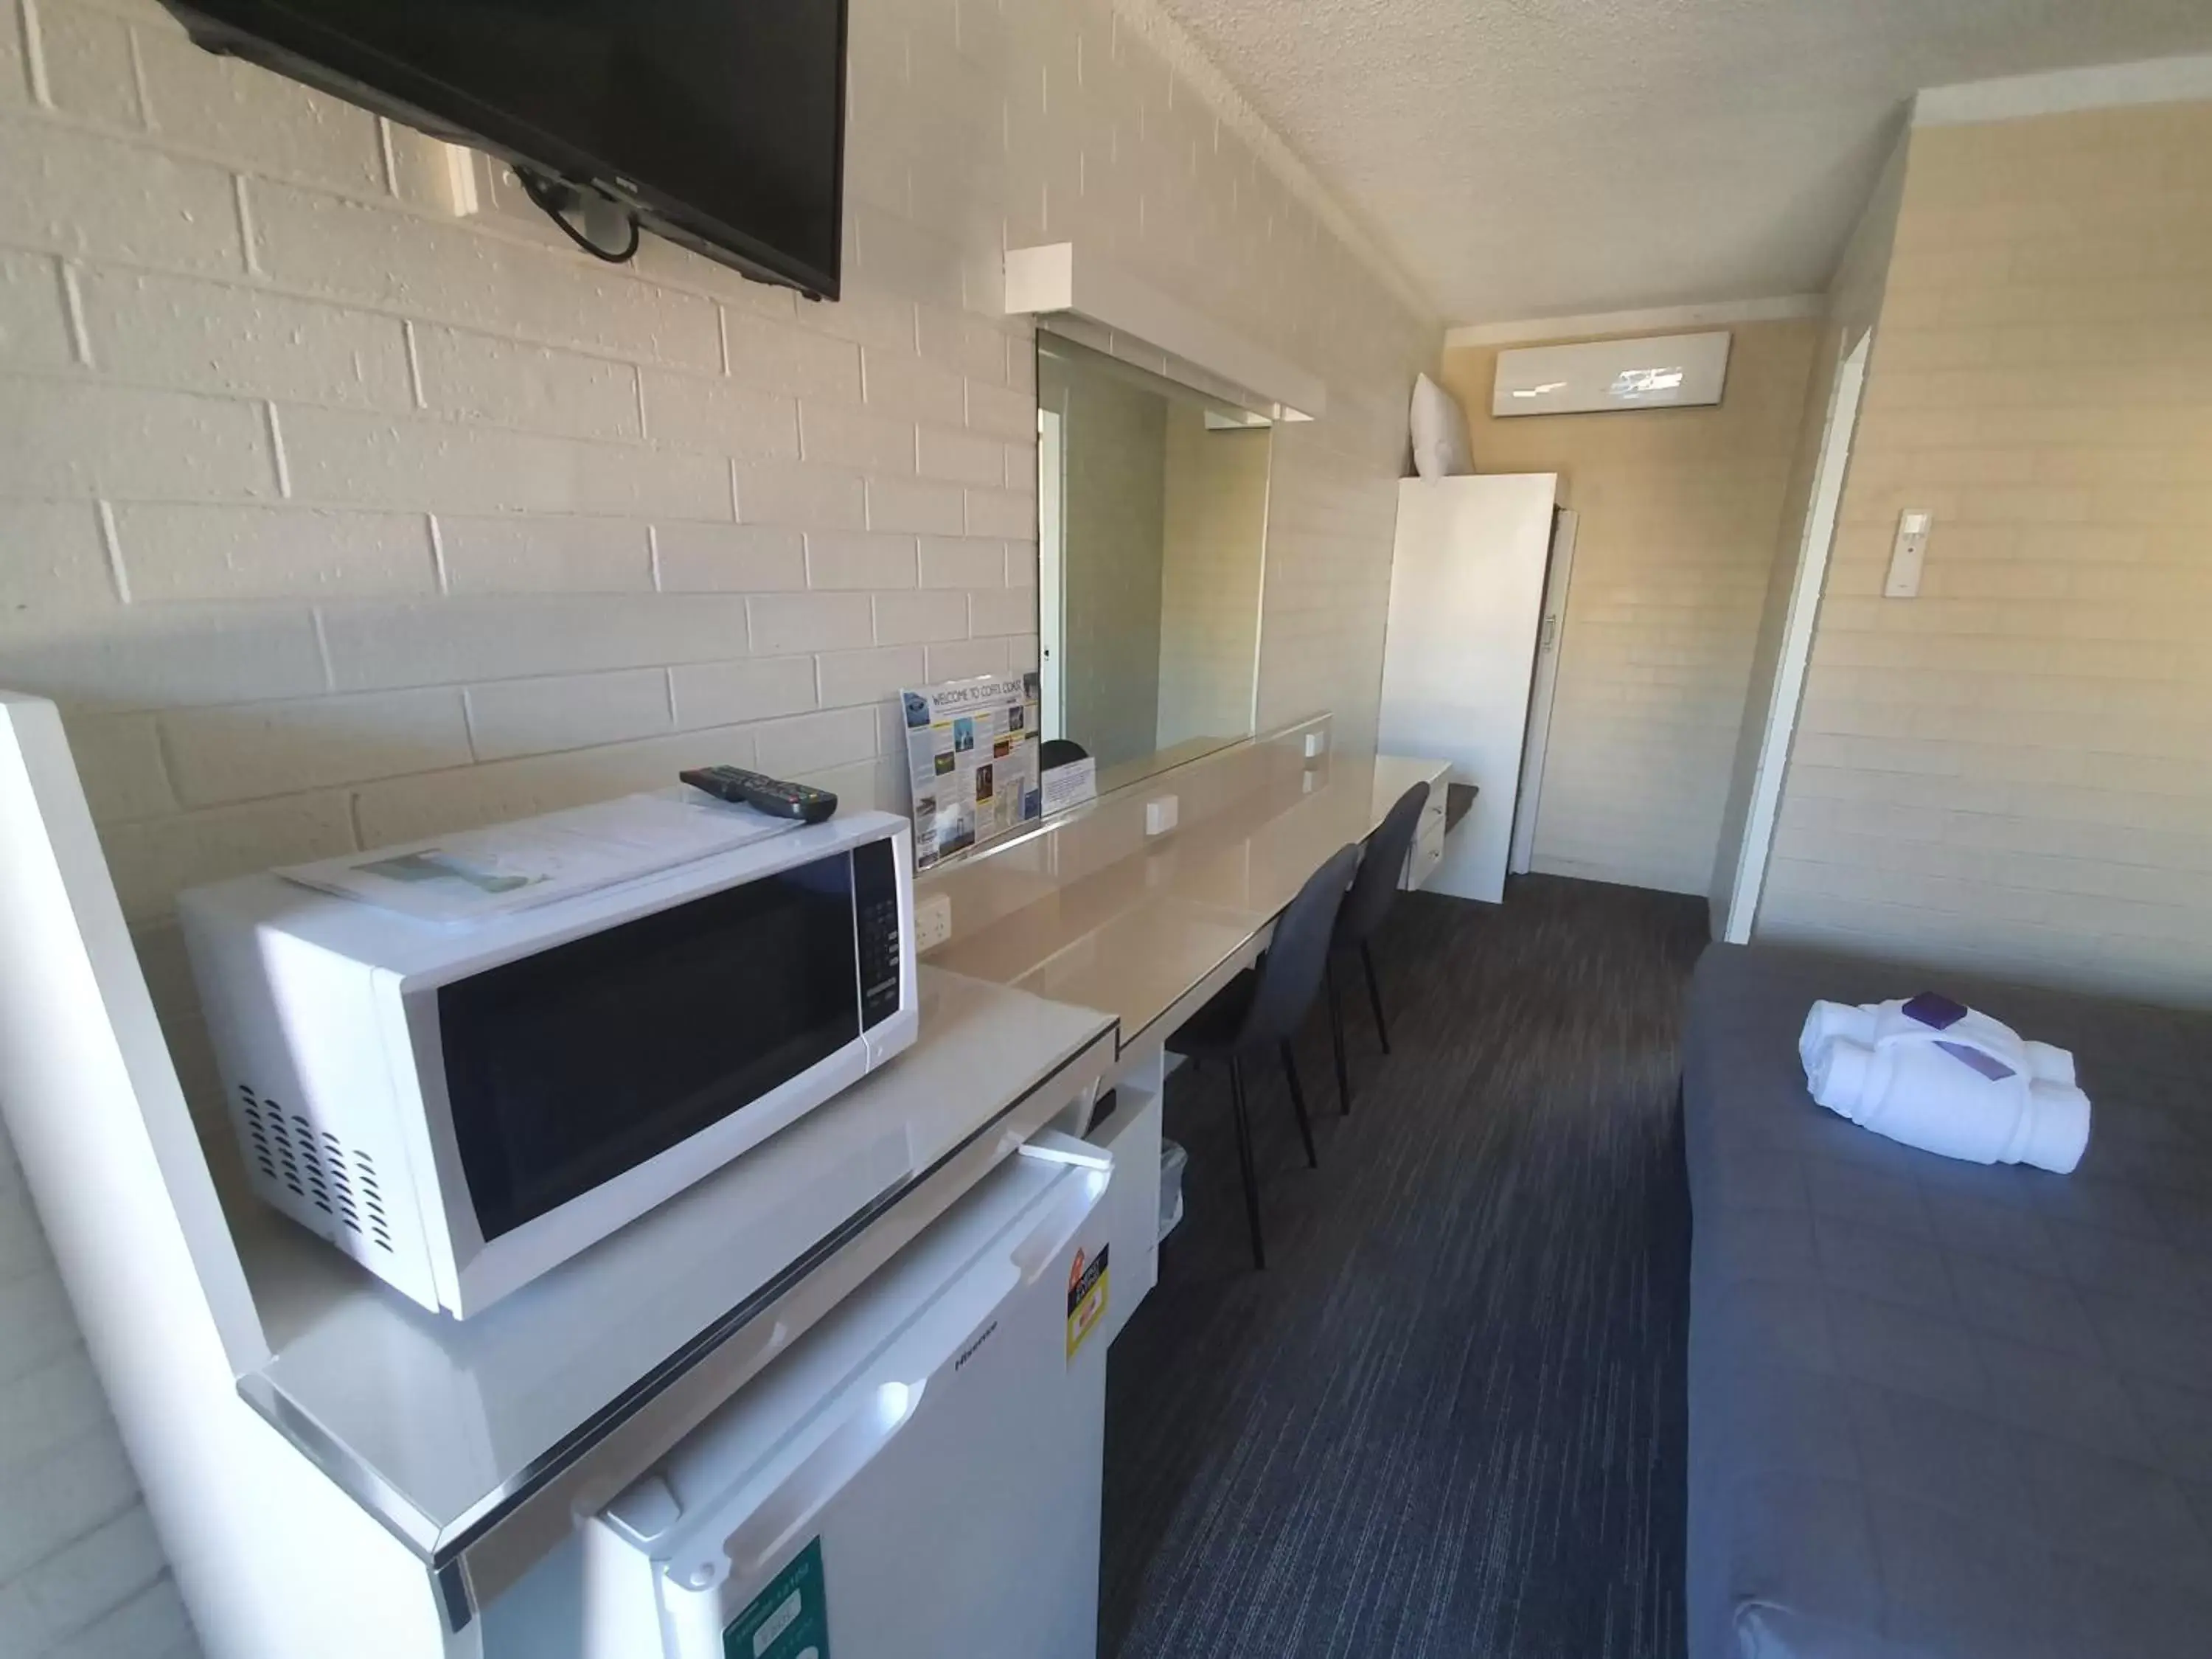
xmin=1376 ymin=473 xmax=1572 ymax=905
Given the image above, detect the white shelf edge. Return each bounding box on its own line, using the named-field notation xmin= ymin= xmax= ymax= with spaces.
xmin=1005 ymin=241 xmax=1327 ymax=422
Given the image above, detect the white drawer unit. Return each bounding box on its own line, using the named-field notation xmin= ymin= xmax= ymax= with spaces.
xmin=1402 ymin=791 xmax=1448 ymax=891
xmin=1083 ymin=1084 xmax=1162 ymax=1350
xmin=1370 ymin=757 xmax=1453 ymax=894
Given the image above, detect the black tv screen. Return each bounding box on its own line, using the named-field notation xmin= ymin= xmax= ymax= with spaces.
xmin=166 ymin=0 xmax=848 ymax=298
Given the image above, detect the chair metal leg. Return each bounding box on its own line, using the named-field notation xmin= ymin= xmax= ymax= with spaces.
xmin=1279 ymin=1042 xmax=1318 ymax=1169
xmin=1227 ymin=1057 xmax=1265 ymax=1270
xmin=1326 ymin=961 xmax=1352 ymax=1116
xmin=1360 ymin=941 xmax=1390 ymax=1054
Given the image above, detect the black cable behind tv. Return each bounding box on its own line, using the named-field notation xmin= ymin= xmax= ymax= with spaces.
xmin=162 ymin=0 xmax=848 ymax=300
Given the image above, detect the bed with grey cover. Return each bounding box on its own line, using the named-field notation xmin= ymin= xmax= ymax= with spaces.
xmin=1683 ymin=942 xmax=2212 ymax=1659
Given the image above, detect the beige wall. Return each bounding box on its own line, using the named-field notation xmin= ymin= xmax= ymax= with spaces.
xmin=1438 ymin=319 xmax=1819 ymax=894
xmin=1158 ymin=411 xmax=1268 ymax=750
xmin=1757 ymin=99 xmax=2212 ymax=1004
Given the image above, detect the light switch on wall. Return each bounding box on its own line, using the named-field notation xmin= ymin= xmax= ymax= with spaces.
xmin=1885 ymin=509 xmax=1933 ymax=598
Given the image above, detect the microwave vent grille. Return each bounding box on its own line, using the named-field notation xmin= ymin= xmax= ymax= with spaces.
xmin=237 ymin=1085 xmax=394 ymax=1253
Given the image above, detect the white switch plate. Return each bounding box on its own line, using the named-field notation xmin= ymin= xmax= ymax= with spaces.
xmin=1885 ymin=509 xmax=1933 ymax=598
xmin=1303 ymin=730 xmax=1327 ymax=759
xmin=428 ymin=140 xmax=567 ymax=235
xmin=1145 ymin=795 xmax=1179 ymax=836
xmin=914 ymin=892 xmax=952 ymax=953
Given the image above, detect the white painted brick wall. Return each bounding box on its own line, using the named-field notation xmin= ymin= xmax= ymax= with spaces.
xmin=726 ymin=458 xmax=865 ymax=530
xmin=651 ymin=523 xmax=807 ymax=594
xmin=1 ymin=381 xmax=279 ymax=500
xmin=917 ymin=534 xmax=1003 ymax=591
xmin=113 ymin=504 xmax=436 ymax=602
xmin=0 ymin=0 xmax=1436 ymax=1649
xmin=465 ymin=670 xmax=671 ymax=765
xmin=437 ymin=514 xmax=653 ymax=597
xmin=670 ymin=657 xmax=818 ymax=732
xmin=1759 ymin=100 xmax=2212 ymax=1002
xmin=77 ymin=270 xmax=417 ymax=410
xmin=917 ymin=424 xmax=1004 ymax=487
xmin=414 ymin=327 xmax=644 ymax=443
xmin=161 ymin=688 xmax=473 ymax=804
xmin=0 ymin=254 xmax=80 ymax=369
xmin=865 ymin=473 xmax=966 ymax=536
xmin=804 ymin=531 xmax=919 ymax=591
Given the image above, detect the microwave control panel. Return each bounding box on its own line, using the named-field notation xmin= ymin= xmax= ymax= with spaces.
xmin=854 ymin=838 xmax=903 ymax=1030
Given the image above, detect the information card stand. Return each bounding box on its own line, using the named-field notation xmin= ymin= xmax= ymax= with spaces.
xmin=900 ymin=673 xmax=1043 ymax=869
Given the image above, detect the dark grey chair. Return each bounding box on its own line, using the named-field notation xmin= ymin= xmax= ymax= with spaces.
xmin=1167 ymin=844 xmax=1361 ymax=1269
xmin=1326 ymin=781 xmax=1430 ymax=1113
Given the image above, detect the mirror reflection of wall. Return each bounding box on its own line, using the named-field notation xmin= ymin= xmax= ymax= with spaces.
xmin=1034 ymin=332 xmax=1272 ymax=786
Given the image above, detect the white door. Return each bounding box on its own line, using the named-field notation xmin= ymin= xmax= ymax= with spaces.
xmin=1509 ymin=508 xmax=1577 ymax=874
xmin=1037 ymin=407 xmax=1067 ymax=739
xmin=1720 ymin=331 xmax=1870 ymax=944
xmin=1376 ymin=473 xmax=1559 ymax=905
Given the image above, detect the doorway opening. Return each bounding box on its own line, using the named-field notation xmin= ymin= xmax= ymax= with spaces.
xmin=1720 ymin=328 xmax=1871 ymax=944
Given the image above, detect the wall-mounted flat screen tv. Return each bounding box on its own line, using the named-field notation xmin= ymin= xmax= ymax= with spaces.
xmin=164 ymin=0 xmax=848 ymax=298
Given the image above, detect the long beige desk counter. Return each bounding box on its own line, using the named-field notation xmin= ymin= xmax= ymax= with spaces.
xmin=927 ymin=753 xmax=1452 ymax=1058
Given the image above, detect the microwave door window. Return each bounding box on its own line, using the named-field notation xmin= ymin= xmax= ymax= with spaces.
xmin=438 ymin=851 xmax=863 ymax=1241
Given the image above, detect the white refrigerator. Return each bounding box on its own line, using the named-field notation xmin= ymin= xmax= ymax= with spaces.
xmin=1377 ymin=473 xmax=1573 ymax=903
xmin=486 ymin=1150 xmax=1115 ymax=1659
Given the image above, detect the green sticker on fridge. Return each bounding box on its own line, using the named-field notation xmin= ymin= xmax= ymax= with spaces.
xmin=723 ymin=1537 xmax=829 ymax=1659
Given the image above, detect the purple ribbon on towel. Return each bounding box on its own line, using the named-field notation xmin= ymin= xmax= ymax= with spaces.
xmin=1903 ymin=994 xmax=2017 ymax=1079
xmin=1902 ymin=992 xmax=1969 ymax=1031
xmin=1935 ymin=1040 xmax=2017 ymax=1081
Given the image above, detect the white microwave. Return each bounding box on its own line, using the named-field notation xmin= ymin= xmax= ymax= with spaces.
xmin=178 ymin=811 xmax=917 ymax=1319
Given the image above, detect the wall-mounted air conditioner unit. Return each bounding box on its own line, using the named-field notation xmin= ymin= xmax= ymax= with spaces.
xmin=1492 ymin=331 xmax=1731 ymax=417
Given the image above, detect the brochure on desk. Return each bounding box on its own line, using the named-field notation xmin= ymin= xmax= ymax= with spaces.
xmin=901 ymin=672 xmax=1043 ymax=869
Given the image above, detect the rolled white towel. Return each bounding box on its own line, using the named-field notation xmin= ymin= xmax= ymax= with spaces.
xmin=1799 ymin=1000 xmax=1876 ymax=1077
xmin=1804 ymin=1029 xmax=1874 ymax=1111
xmin=1806 ymin=1032 xmax=2091 ymax=1174
xmin=2015 ymin=1081 xmax=2093 ymax=1172
xmin=1800 ymin=995 xmax=2079 ymax=1091
xmin=2024 ymin=1040 xmax=2077 ymax=1087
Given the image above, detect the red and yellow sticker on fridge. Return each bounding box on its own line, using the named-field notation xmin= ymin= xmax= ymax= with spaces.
xmin=1065 ymin=1244 xmax=1109 ymax=1363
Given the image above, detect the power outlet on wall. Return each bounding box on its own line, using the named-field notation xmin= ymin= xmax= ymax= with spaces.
xmin=428 ymin=139 xmax=544 ymax=229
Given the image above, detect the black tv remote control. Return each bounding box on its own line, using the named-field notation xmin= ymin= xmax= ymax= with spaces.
xmin=679 ymin=766 xmax=838 ymax=824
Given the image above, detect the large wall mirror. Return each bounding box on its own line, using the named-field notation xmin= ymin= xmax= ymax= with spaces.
xmin=1035 ymin=330 xmax=1273 ymax=792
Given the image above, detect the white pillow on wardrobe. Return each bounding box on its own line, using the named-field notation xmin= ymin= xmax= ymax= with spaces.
xmin=1408 ymin=373 xmax=1474 ymax=478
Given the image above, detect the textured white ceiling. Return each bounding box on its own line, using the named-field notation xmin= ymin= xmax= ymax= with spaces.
xmin=1152 ymin=0 xmax=2212 ymax=323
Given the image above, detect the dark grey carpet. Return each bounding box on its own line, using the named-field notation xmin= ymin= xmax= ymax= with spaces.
xmin=1100 ymin=875 xmax=1707 ymax=1659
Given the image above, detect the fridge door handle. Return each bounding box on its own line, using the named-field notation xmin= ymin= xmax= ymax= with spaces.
xmin=1008 ymin=1163 xmax=1110 ymax=1286
xmin=1017 ymin=1128 xmax=1113 ymax=1171
xmin=711 ymin=1377 xmax=926 ymax=1590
